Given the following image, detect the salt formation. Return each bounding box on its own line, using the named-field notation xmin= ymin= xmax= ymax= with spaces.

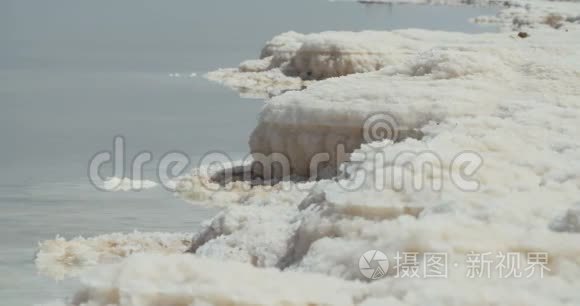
xmin=206 ymin=30 xmax=417 ymax=98
xmin=207 ymin=0 xmax=580 ymax=97
xmin=65 ymin=254 xmax=365 ymax=306
xmin=100 ymin=177 xmax=158 ymax=191
xmin=249 ymin=30 xmax=580 ymax=177
xmin=38 ymin=0 xmax=580 ymax=305
xmin=35 ymin=232 xmax=192 ymax=280
xmin=172 ymin=161 xmax=315 ymax=205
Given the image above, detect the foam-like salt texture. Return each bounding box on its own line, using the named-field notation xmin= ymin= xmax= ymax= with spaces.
xmin=188 ymin=204 xmax=302 ymax=267
xmin=65 ymin=254 xmax=364 ymax=306
xmin=40 ymin=0 xmax=580 ymax=305
xmin=35 ymin=231 xmax=192 ymax=280
xmin=101 ymin=177 xmax=158 ymax=191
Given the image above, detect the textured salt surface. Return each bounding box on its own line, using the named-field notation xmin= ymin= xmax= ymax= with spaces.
xmin=36 ymin=0 xmax=580 ymax=305
xmin=35 ymin=232 xmax=192 ymax=280
xmin=100 ymin=177 xmax=159 ymax=192
xmin=207 ymin=0 xmax=580 ymax=98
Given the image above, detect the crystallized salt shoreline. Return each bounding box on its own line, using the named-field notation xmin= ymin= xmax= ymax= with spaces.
xmin=38 ymin=0 xmax=580 ymax=305
xmin=206 ymin=0 xmax=580 ymax=98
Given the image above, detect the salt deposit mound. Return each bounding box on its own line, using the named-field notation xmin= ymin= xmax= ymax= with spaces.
xmin=250 ymin=29 xmax=579 ymax=178
xmin=206 ymin=30 xmax=417 ymax=97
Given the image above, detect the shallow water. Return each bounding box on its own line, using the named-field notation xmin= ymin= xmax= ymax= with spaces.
xmin=0 ymin=0 xmax=497 ymax=304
